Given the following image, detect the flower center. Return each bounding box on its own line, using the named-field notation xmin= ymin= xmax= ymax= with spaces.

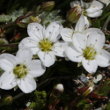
xmin=83 ymin=47 xmax=96 ymax=60
xmin=39 ymin=38 xmax=53 ymax=52
xmin=13 ymin=64 xmax=28 ymax=78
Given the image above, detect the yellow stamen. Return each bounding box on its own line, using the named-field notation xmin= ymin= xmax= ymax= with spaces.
xmin=39 ymin=38 xmax=53 ymax=52
xmin=13 ymin=64 xmax=28 ymax=78
xmin=83 ymin=46 xmax=96 ymax=60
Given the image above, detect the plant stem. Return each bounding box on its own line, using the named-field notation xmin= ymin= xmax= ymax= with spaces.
xmin=103 ymin=15 xmax=110 ymax=31
xmin=0 ymin=43 xmax=18 ymax=47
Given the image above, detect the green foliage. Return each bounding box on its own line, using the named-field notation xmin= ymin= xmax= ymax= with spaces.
xmin=39 ymin=10 xmax=64 ymax=26
xmin=96 ymin=79 xmax=110 ymax=96
xmin=28 ymin=91 xmax=47 ymax=110
xmin=105 ymin=102 xmax=110 ymax=110
xmin=77 ymin=99 xmax=92 ymax=110
xmin=0 ymin=9 xmax=26 ymax=22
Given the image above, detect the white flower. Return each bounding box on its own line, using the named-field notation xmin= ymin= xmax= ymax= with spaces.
xmin=86 ymin=0 xmax=104 ymax=18
xmin=70 ymin=0 xmax=104 ymax=18
xmin=0 ymin=50 xmax=45 ymax=93
xmin=19 ymin=22 xmax=65 ymax=67
xmin=65 ymin=28 xmax=110 ymax=73
xmin=61 ymin=15 xmax=89 ymax=42
xmin=68 ymin=0 xmax=103 ymax=39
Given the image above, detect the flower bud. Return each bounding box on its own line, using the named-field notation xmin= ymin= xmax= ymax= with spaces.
xmin=54 ymin=83 xmax=64 ymax=92
xmin=30 ymin=16 xmax=41 ymax=23
xmin=0 ymin=38 xmax=8 ymax=44
xmin=3 ymin=96 xmax=13 ymax=105
xmin=41 ymin=1 xmax=55 ymax=11
xmin=67 ymin=6 xmax=82 ymax=23
xmin=0 ymin=38 xmax=9 ymax=51
xmin=93 ymin=74 xmax=102 ymax=83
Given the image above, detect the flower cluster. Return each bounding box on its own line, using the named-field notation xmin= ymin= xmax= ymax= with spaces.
xmin=68 ymin=0 xmax=104 ymax=24
xmin=0 ymin=0 xmax=110 ymax=93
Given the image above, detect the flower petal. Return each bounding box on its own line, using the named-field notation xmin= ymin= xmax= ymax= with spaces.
xmin=16 ymin=49 xmax=33 ymax=64
xmin=0 ymin=53 xmax=16 ymax=65
xmin=83 ymin=16 xmax=90 ymax=28
xmin=27 ymin=22 xmax=44 ymax=40
xmin=0 ymin=54 xmax=15 ymax=71
xmin=75 ymin=15 xmax=89 ymax=32
xmin=73 ymin=32 xmax=87 ymax=52
xmin=60 ymin=28 xmax=73 ymax=42
xmin=28 ymin=60 xmax=46 ymax=77
xmin=38 ymin=51 xmax=56 ymax=67
xmin=96 ymin=49 xmax=110 ymax=67
xmin=86 ymin=28 xmax=105 ymax=51
xmin=45 ymin=22 xmax=61 ymax=42
xmin=19 ymin=37 xmax=39 ymax=54
xmin=0 ymin=72 xmax=16 ymax=90
xmin=82 ymin=58 xmax=98 ymax=73
xmin=87 ymin=10 xmax=103 ymax=18
xmin=65 ymin=44 xmax=83 ymax=62
xmin=86 ymin=0 xmax=103 ymax=13
xmin=18 ymin=76 xmax=36 ymax=93
xmin=53 ymin=41 xmax=66 ymax=57
xmin=0 ymin=59 xmax=14 ymax=71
